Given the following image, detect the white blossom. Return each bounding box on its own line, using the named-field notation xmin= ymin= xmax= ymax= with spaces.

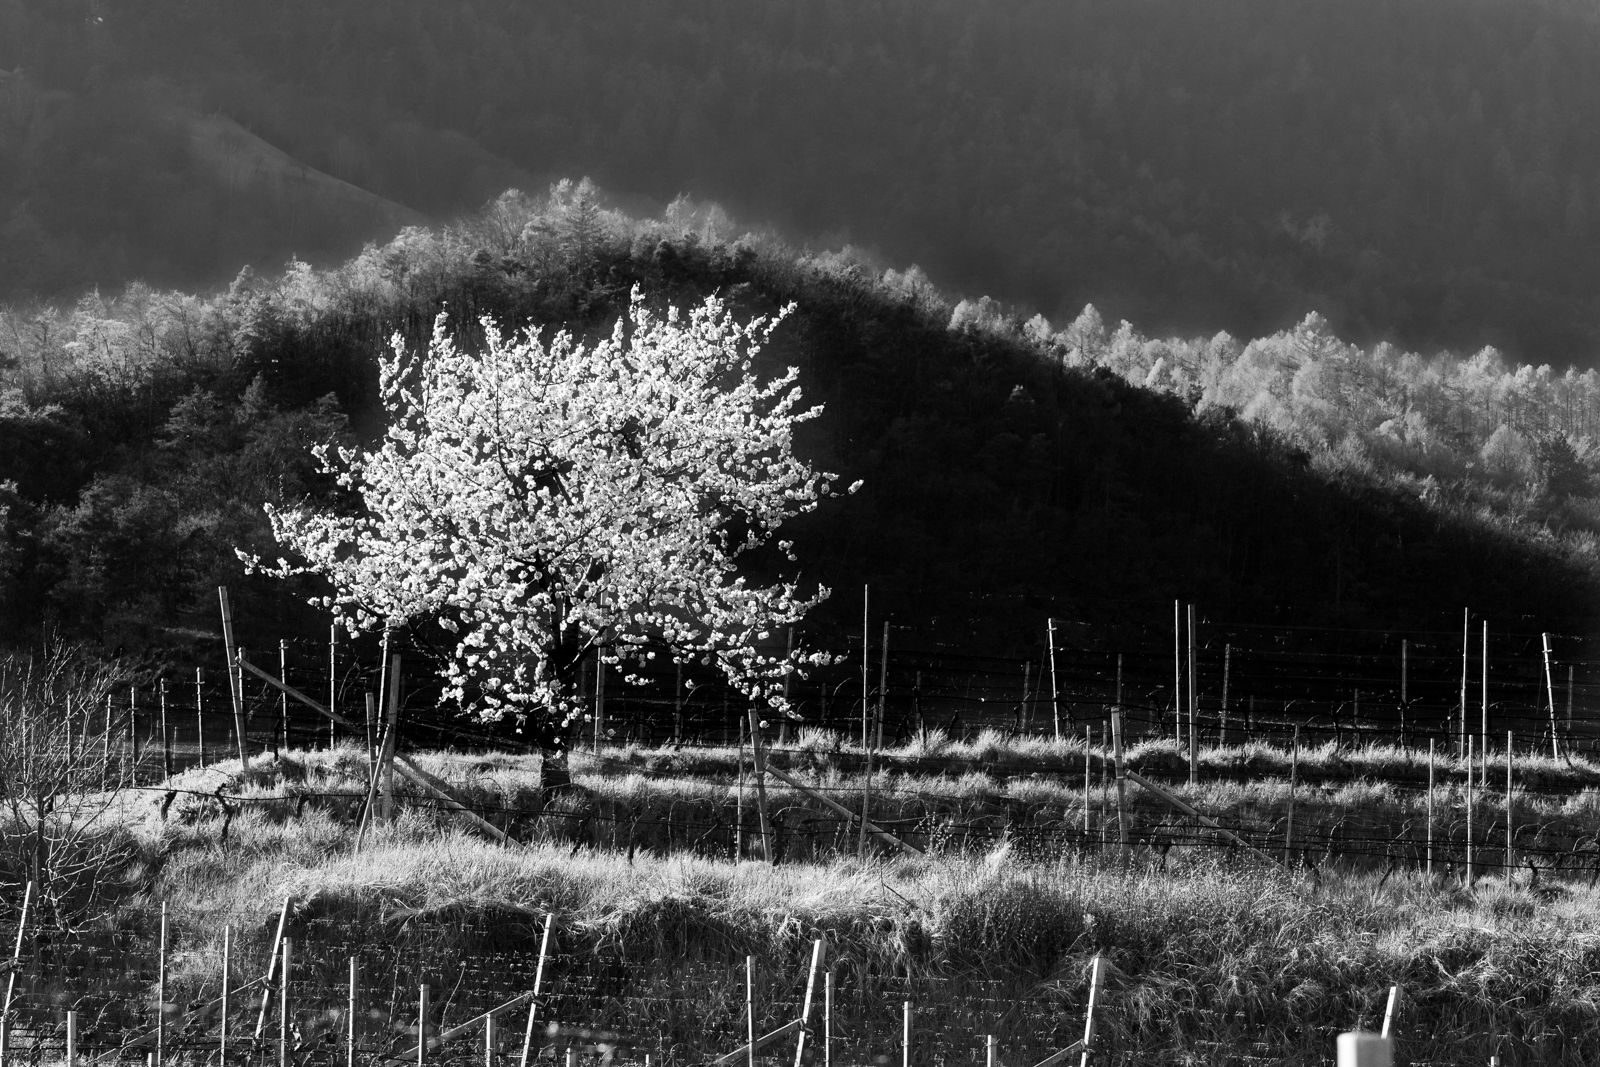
xmin=256 ymin=288 xmax=845 ymax=725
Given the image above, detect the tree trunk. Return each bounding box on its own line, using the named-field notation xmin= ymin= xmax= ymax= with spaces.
xmin=538 ymin=742 xmax=573 ymax=794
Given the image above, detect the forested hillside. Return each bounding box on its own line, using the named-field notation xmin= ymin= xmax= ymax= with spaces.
xmin=0 ymin=186 xmax=1597 ymax=665
xmin=4 ymin=0 xmax=1600 ymax=359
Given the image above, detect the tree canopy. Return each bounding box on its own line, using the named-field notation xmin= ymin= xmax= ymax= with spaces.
xmin=257 ymin=288 xmax=845 ymax=725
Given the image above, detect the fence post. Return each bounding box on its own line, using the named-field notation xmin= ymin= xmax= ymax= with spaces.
xmin=1466 ymin=736 xmax=1475 ymax=886
xmin=1543 ymin=633 xmax=1560 ymax=758
xmin=1381 ymin=985 xmax=1401 ymax=1039
xmin=1284 ymin=727 xmax=1299 ymax=865
xmin=255 ymin=896 xmax=293 ymax=1039
xmin=279 ymin=639 xmax=291 ymax=755
xmin=221 ymin=926 xmax=231 ymax=1065
xmin=348 ymin=957 xmax=358 ymax=1067
xmin=195 ymin=668 xmax=206 ymax=770
xmin=1425 ymin=740 xmax=1434 ymax=878
xmin=156 ymin=902 xmax=168 ymax=1067
xmin=1480 ymin=621 xmax=1488 ymax=774
xmin=160 ymin=680 xmax=171 ymax=779
xmin=1173 ymin=600 xmax=1181 ymax=742
xmin=280 ymin=939 xmax=292 ymax=1067
xmin=746 ymin=956 xmax=755 ymax=1067
xmin=1 ymin=880 xmax=35 ymax=1067
xmin=1111 ymin=711 xmax=1128 ymax=852
xmin=66 ymin=1010 xmax=76 ymax=1067
xmin=520 ymin=912 xmax=555 ymax=1067
xmin=902 ymin=1002 xmax=911 ymax=1067
xmin=793 ymin=939 xmax=826 ymax=1067
xmin=1048 ymin=618 xmax=1061 ymax=740
xmin=485 ymin=1011 xmax=496 ymax=1067
xmin=1505 ymin=731 xmax=1514 ymax=875
xmin=823 ymin=971 xmax=833 ymax=1067
xmin=1187 ymin=603 xmax=1198 ymax=783
xmin=1336 ymin=1033 xmax=1391 ymax=1067
xmin=985 ymin=1035 xmax=997 ymax=1067
xmin=218 ymin=586 xmax=249 ymax=770
xmin=1220 ymin=644 xmax=1231 ymax=747
xmin=330 ymin=622 xmax=339 ymax=751
xmin=1083 ymin=726 xmax=1093 ymax=844
xmin=418 ymin=985 xmax=429 ymax=1067
xmin=1076 ymin=955 xmax=1106 ymax=1067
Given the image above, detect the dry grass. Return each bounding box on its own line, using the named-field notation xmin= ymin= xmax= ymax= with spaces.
xmin=19 ymin=740 xmax=1600 ymax=1063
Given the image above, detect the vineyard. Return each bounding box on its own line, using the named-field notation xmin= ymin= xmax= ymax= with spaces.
xmin=3 ymin=598 xmax=1600 ymax=1064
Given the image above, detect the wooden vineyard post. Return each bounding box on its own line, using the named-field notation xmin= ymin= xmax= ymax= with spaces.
xmin=365 ymin=694 xmax=377 ymax=762
xmin=1543 ymin=633 xmax=1560 ymax=758
xmin=218 ymin=586 xmax=249 ymax=770
xmin=674 ymin=663 xmax=684 ymax=744
xmin=792 ymin=939 xmax=825 ymax=1067
xmin=1398 ymin=640 xmax=1408 ymax=749
xmin=1481 ymin=621 xmax=1488 ymax=776
xmin=1111 ymin=710 xmax=1128 ymax=851
xmin=221 ymin=926 xmax=231 ymax=1064
xmin=279 ymin=639 xmax=290 ymax=755
xmin=1187 ymin=603 xmax=1198 ymax=784
xmin=156 ymin=902 xmax=167 ymax=1067
xmin=348 ymin=958 xmax=358 ymax=1067
xmin=159 ymin=680 xmax=171 ymax=779
xmin=519 ymin=912 xmax=555 ymax=1067
xmin=1220 ymin=644 xmax=1231 ymax=747
xmin=329 ymin=623 xmax=339 ymax=751
xmin=1 ymin=881 xmax=33 ymax=1067
xmin=1284 ymin=726 xmax=1299 ymax=865
xmin=1506 ymin=731 xmax=1515 ymax=875
xmin=1426 ymin=740 xmax=1434 ymax=877
xmin=746 ymin=705 xmax=774 ymax=863
xmin=280 ymin=939 xmax=292 ymax=1067
xmin=1459 ymin=608 xmax=1469 ymax=757
xmin=745 ymin=956 xmax=755 ymax=1067
xmin=255 ymin=896 xmax=293 ymax=1039
xmin=878 ymin=620 xmax=890 ymax=749
xmin=417 ymin=985 xmax=428 ymax=1067
xmin=103 ymin=697 xmax=112 ymax=790
xmin=1569 ymin=664 xmax=1576 ymax=742
xmin=1083 ymin=726 xmax=1092 ymax=842
xmin=861 ymin=585 xmax=870 ymax=751
xmin=858 ymin=726 xmax=874 ymax=859
xmin=195 ymin=669 xmax=206 ymax=770
xmin=823 ymin=971 xmax=833 ymax=1067
xmin=1020 ymin=661 xmax=1031 ymax=736
xmin=1048 ymin=618 xmax=1061 ymax=740
xmin=1465 ymin=736 xmax=1475 ymax=886
xmin=1381 ymin=984 xmax=1401 ymax=1039
xmin=1173 ymin=600 xmax=1181 ymax=740
xmin=1077 ymin=955 xmax=1105 ymax=1067
xmin=736 ymin=712 xmax=746 ymax=858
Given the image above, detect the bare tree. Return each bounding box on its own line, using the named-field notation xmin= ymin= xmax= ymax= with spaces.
xmin=0 ymin=649 xmax=138 ymax=934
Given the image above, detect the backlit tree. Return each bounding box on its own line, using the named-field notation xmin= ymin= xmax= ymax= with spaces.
xmin=256 ymin=287 xmax=849 ymax=756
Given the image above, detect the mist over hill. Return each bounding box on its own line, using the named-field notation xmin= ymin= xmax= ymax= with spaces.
xmin=5 ymin=0 xmax=1600 ymax=360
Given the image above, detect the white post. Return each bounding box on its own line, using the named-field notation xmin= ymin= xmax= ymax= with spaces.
xmin=746 ymin=956 xmax=755 ymax=1067
xmin=1047 ymin=618 xmax=1061 ymax=741
xmin=1336 ymin=1032 xmax=1391 ymax=1067
xmin=418 ymin=985 xmax=429 ymax=1067
xmin=66 ymin=1011 xmax=76 ymax=1067
xmin=280 ymin=939 xmax=292 ymax=1067
xmin=902 ymin=1001 xmax=911 ymax=1067
xmin=221 ymin=926 xmax=231 ymax=1065
xmin=1543 ymin=633 xmax=1561 ymax=758
xmin=485 ymin=1012 xmax=496 ymax=1067
xmin=1381 ymin=985 xmax=1400 ymax=1039
xmin=348 ymin=957 xmax=358 ymax=1067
